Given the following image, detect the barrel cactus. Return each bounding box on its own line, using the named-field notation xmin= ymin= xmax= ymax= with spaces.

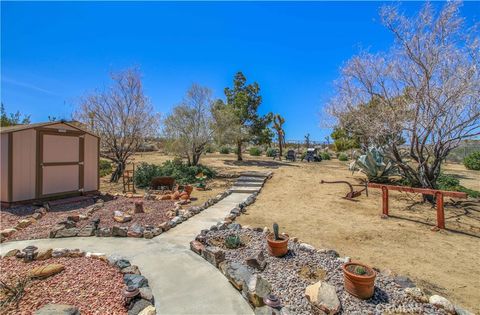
xmin=225 ymin=234 xmax=241 ymax=249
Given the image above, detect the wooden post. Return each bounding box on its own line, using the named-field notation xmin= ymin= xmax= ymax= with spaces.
xmin=435 ymin=191 xmax=445 ymax=229
xmin=381 ymin=186 xmax=389 ymax=217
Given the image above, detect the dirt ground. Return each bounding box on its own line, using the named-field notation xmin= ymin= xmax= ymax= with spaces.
xmin=105 ymin=152 xmax=480 ymax=312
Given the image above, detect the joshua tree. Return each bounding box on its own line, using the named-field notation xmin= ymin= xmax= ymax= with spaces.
xmin=272 ymin=114 xmax=286 ymax=159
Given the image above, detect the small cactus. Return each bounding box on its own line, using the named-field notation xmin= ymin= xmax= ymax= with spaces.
xmin=354 ymin=266 xmax=367 ymax=275
xmin=273 ymin=223 xmax=280 ymax=240
xmin=225 ymin=234 xmax=241 ymax=249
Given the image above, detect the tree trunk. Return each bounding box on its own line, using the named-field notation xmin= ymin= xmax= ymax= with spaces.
xmin=192 ymin=153 xmax=201 ymax=166
xmin=237 ymin=141 xmax=243 ymax=161
xmin=110 ymin=160 xmax=126 ymax=183
xmin=278 ymin=137 xmax=283 ymax=161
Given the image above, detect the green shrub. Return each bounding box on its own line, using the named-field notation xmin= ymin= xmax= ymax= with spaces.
xmin=436 ymin=173 xmax=480 ymax=198
xmin=463 ymin=151 xmax=480 ymax=170
xmin=219 ymin=147 xmax=230 ymax=154
xmin=233 ymin=147 xmax=239 ymax=155
xmin=205 ymin=145 xmax=215 ymax=154
xmin=320 ymin=152 xmax=331 ymax=160
xmin=134 ymin=160 xmax=215 ymax=188
xmin=249 ymin=147 xmax=262 ymax=156
xmin=99 ymin=159 xmax=112 ymax=177
xmin=338 ymin=153 xmax=349 ymax=161
xmin=266 ymin=148 xmax=277 ymax=157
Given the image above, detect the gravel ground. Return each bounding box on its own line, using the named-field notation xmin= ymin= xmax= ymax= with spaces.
xmin=0 ymin=256 xmax=126 ymax=314
xmin=204 ymin=228 xmax=447 ymax=315
xmin=2 ymin=197 xmax=175 ymax=241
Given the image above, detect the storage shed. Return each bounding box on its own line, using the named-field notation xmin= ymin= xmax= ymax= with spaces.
xmin=1 ymin=121 xmax=100 ymax=205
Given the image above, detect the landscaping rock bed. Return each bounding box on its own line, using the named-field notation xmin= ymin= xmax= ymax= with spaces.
xmin=1 ymin=190 xmax=231 ymax=242
xmin=192 ymin=226 xmax=458 ymax=314
xmin=0 ymin=246 xmax=156 ymax=315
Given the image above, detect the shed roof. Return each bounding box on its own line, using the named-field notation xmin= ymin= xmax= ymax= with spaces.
xmin=0 ymin=121 xmax=99 ymax=138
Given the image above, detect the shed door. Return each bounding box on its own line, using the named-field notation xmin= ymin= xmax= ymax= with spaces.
xmin=39 ymin=132 xmax=84 ymax=197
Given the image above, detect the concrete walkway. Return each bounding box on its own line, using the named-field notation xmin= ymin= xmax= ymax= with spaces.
xmin=0 ymin=193 xmax=255 ymax=315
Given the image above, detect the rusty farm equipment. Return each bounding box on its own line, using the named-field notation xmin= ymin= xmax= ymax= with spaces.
xmin=320 ymin=180 xmax=368 ymax=201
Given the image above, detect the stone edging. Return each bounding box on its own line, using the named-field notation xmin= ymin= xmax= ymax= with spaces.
xmin=1 ymin=246 xmax=157 ymax=315
xmin=47 ymin=189 xmax=232 ymax=240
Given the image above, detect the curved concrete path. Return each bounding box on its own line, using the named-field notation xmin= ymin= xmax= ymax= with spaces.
xmin=0 ymin=193 xmax=254 ymax=315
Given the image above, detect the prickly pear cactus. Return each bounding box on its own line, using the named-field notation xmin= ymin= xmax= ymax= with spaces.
xmin=273 ymin=223 xmax=280 ymax=240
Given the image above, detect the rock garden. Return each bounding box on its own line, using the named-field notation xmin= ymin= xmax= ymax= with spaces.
xmin=1 ymin=189 xmax=231 ymax=242
xmin=0 ymin=246 xmax=156 ymax=315
xmin=191 ymin=223 xmax=468 ymax=315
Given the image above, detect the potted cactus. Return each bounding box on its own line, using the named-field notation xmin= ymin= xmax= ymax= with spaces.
xmin=342 ymin=262 xmax=376 ymax=299
xmin=266 ymin=223 xmax=289 ymax=257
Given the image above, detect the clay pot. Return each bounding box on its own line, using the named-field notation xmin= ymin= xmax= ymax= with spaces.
xmin=266 ymin=233 xmax=289 ymax=257
xmin=342 ymin=262 xmax=376 ymax=299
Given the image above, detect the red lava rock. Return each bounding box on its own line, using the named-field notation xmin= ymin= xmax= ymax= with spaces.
xmin=1 ymin=197 xmax=175 ymax=242
xmin=0 ymin=256 xmax=127 ymax=314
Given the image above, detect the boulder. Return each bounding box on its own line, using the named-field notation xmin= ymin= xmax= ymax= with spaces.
xmin=305 ymin=280 xmax=340 ymax=314
xmin=78 ymin=225 xmax=95 ymax=237
xmin=17 ymin=219 xmax=34 ymax=229
xmin=228 ymin=223 xmax=242 ymax=230
xmin=429 ymin=295 xmax=455 ymax=314
xmin=243 ymin=274 xmax=272 ymax=307
xmin=139 ymin=286 xmax=154 ymax=303
xmin=112 ymin=226 xmax=128 ymax=237
xmin=32 ymin=212 xmax=42 ymax=220
xmin=36 ymin=248 xmax=53 ymax=260
xmin=254 ymin=306 xmax=282 ymax=315
xmin=299 ymin=243 xmax=316 ymax=252
xmin=67 ymin=215 xmax=80 ymax=222
xmin=138 ymin=305 xmax=156 ymax=315
xmin=143 ymin=230 xmax=154 ymax=239
xmin=128 ymin=299 xmax=152 ymax=315
xmin=115 ymin=259 xmax=131 ymax=269
xmin=454 ymin=305 xmax=475 ymax=315
xmin=30 ymin=264 xmax=65 ymax=279
xmin=58 ymin=220 xmax=77 ymax=229
xmin=0 ymin=228 xmax=17 ymax=238
xmin=67 ymin=249 xmax=85 ymax=258
xmin=202 ymin=246 xmax=225 ymax=267
xmin=246 ymin=251 xmax=267 ymax=271
xmin=2 ymin=249 xmax=19 ymax=258
xmin=190 ymin=240 xmax=205 ymax=255
xmin=325 ymin=249 xmax=339 ymax=258
xmin=35 ymin=304 xmax=80 ymax=315
xmin=124 ymin=274 xmax=149 ymax=288
xmin=96 ymin=227 xmax=112 ymax=237
xmin=404 ymin=287 xmax=428 ymax=303
xmin=159 ymin=222 xmax=170 ymax=232
xmin=52 ymin=248 xmax=70 ymax=258
xmin=121 ymin=265 xmax=141 ymax=275
xmin=55 ymin=228 xmax=79 ymax=238
xmin=128 ymin=225 xmax=144 ymax=238
xmin=223 ymin=262 xmax=252 ymax=290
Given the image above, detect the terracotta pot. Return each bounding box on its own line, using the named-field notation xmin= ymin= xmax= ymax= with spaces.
xmin=266 ymin=233 xmax=289 ymax=257
xmin=342 ymin=262 xmax=376 ymax=299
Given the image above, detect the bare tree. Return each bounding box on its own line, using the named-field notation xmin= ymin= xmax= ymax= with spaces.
xmin=163 ymin=84 xmax=214 ymax=166
xmin=76 ymin=68 xmax=159 ymax=182
xmin=329 ymin=2 xmax=480 ymax=190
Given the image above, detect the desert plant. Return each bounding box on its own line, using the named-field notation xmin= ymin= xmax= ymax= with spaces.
xmin=436 ymin=173 xmax=480 ymax=198
xmin=0 ymin=276 xmax=30 ymax=309
xmin=249 ymin=147 xmax=262 ymax=156
xmin=266 ymin=148 xmax=277 ymax=157
xmin=320 ymin=152 xmax=331 ymax=160
xmin=224 ymin=234 xmax=242 ymax=249
xmin=464 ymin=151 xmax=480 ymax=171
xmin=338 ymin=153 xmax=349 ymax=161
xmin=99 ymin=159 xmax=113 ymax=177
xmin=349 ymin=148 xmax=398 ymax=183
xmin=219 ymin=146 xmax=230 ymax=154
xmin=354 ymin=266 xmax=367 ymax=275
xmin=134 ymin=161 xmax=215 ymax=188
xmin=273 ymin=223 xmax=280 ymax=240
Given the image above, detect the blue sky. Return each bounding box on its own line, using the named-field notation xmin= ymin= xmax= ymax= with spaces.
xmin=1 ymin=1 xmax=479 ymax=140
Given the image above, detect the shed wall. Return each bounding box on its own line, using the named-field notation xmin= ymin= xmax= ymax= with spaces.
xmin=12 ymin=129 xmax=36 ymax=202
xmin=1 ymin=134 xmax=9 ymax=202
xmin=84 ymin=134 xmax=98 ymax=191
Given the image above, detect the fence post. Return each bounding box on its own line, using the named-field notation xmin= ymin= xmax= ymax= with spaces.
xmin=436 ymin=191 xmax=445 ymax=229
xmin=381 ymin=186 xmax=389 ymax=218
